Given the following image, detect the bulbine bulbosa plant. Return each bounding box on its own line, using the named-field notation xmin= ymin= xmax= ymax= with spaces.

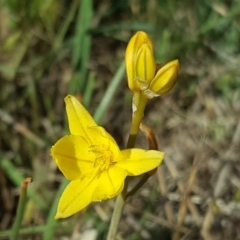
xmin=51 ymin=31 xmax=179 ymax=239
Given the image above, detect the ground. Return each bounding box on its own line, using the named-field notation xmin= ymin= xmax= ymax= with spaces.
xmin=0 ymin=1 xmax=240 ymax=239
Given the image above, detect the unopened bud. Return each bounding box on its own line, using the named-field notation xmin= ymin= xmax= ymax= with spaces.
xmin=144 ymin=59 xmax=179 ymax=98
xmin=125 ymin=31 xmax=155 ymax=92
xmin=135 ymin=43 xmax=155 ymax=90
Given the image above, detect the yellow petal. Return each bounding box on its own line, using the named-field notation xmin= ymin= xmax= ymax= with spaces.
xmin=146 ymin=59 xmax=179 ymax=97
xmin=135 ymin=43 xmax=155 ymax=89
xmin=55 ymin=177 xmax=97 ymax=219
xmin=116 ymin=149 xmax=164 ymax=176
xmin=51 ymin=135 xmax=95 ymax=180
xmin=125 ymin=31 xmax=153 ymax=92
xmin=92 ymin=166 xmax=127 ymax=201
xmin=65 ymin=95 xmax=97 ymax=142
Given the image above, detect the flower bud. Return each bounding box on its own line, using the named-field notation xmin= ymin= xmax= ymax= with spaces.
xmin=145 ymin=59 xmax=179 ymax=98
xmin=125 ymin=31 xmax=155 ymax=92
xmin=135 ymin=43 xmax=155 ymax=90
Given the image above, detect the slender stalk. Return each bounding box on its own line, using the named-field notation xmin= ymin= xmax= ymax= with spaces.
xmin=10 ymin=178 xmax=32 ymax=240
xmin=106 ymin=193 xmax=125 ymax=240
xmin=106 ymin=91 xmax=149 ymax=239
xmin=126 ymin=174 xmax=150 ymax=198
xmin=127 ymin=92 xmax=148 ymax=148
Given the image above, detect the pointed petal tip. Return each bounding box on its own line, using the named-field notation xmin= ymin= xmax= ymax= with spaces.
xmin=117 ymin=149 xmax=164 ymax=176
xmin=64 ymin=94 xmax=97 ymax=136
xmin=64 ymin=94 xmax=74 ymax=101
xmin=54 ymin=211 xmax=73 ymax=219
xmin=54 ymin=212 xmax=64 ymax=219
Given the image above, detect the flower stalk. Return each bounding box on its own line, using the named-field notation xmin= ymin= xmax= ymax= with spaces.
xmin=127 ymin=92 xmax=149 ymax=149
xmin=106 ymin=189 xmax=126 ymax=240
xmin=10 ymin=178 xmax=32 ymax=240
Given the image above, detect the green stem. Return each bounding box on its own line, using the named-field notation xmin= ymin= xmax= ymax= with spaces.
xmin=106 ymin=193 xmax=125 ymax=240
xmin=127 ymin=92 xmax=148 ymax=148
xmin=106 ymin=91 xmax=149 ymax=239
xmin=10 ymin=178 xmax=32 ymax=240
xmin=126 ymin=174 xmax=150 ymax=198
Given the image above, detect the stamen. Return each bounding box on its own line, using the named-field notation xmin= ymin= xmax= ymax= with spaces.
xmin=89 ymin=144 xmax=114 ymax=171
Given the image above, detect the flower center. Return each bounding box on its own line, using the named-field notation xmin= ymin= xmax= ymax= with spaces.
xmin=89 ymin=144 xmax=114 ymax=171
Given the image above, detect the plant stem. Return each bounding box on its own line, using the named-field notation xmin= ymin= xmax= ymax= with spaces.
xmin=10 ymin=178 xmax=32 ymax=240
xmin=127 ymin=92 xmax=148 ymax=148
xmin=106 ymin=193 xmax=125 ymax=240
xmin=106 ymin=92 xmax=148 ymax=239
xmin=126 ymin=174 xmax=150 ymax=198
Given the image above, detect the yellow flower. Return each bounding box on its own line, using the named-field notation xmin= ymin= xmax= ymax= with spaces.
xmin=51 ymin=95 xmax=164 ymax=218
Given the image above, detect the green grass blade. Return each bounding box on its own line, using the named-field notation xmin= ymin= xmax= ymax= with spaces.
xmin=93 ymin=61 xmax=125 ymax=123
xmin=0 ymin=158 xmax=48 ymax=212
xmin=70 ymin=0 xmax=93 ymax=94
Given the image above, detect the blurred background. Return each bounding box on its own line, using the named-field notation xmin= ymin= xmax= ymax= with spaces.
xmin=0 ymin=0 xmax=240 ymax=239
